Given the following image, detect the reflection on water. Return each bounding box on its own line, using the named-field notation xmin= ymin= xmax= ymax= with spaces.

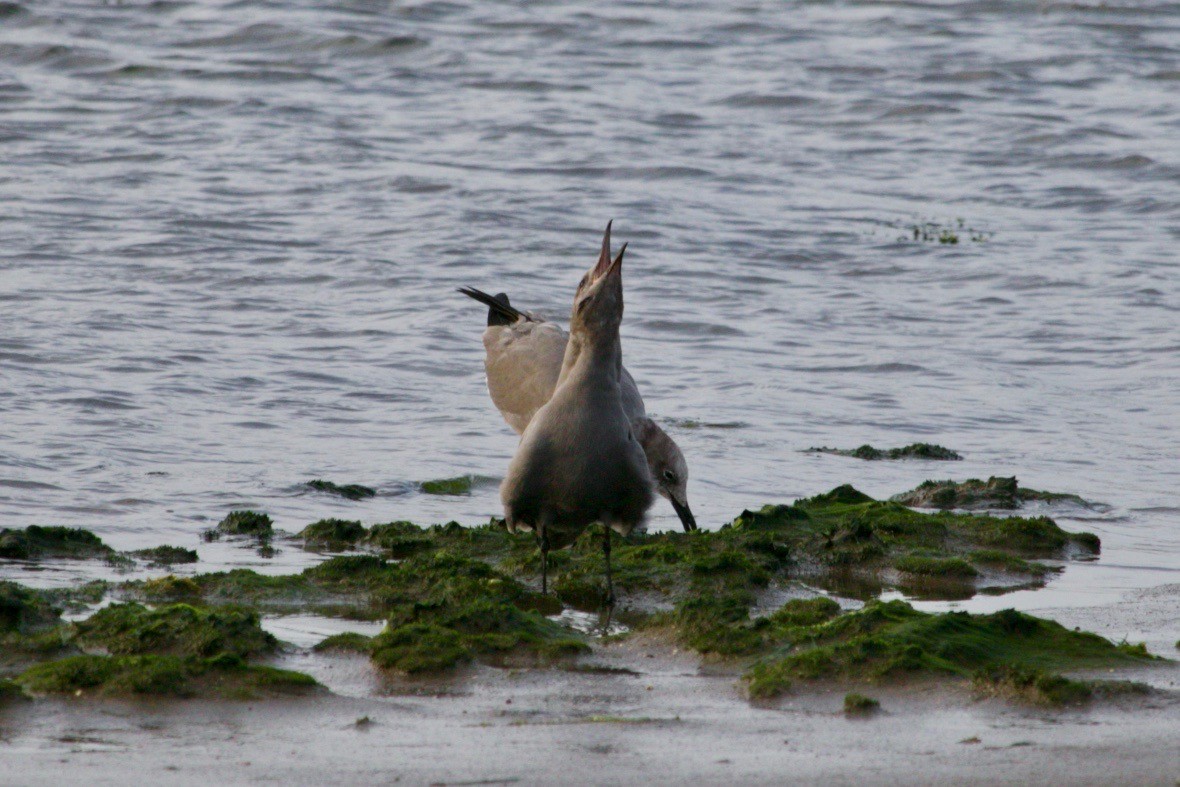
xmin=1 ymin=0 xmax=1178 ymax=614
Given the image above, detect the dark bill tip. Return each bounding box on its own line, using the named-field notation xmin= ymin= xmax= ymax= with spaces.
xmin=670 ymin=496 xmax=697 ymax=532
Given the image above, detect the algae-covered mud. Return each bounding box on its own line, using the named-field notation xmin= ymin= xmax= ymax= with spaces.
xmin=893 ymin=477 xmax=1097 ymax=511
xmin=807 ymin=444 xmax=962 ymax=461
xmin=0 ymin=485 xmax=1166 ymax=712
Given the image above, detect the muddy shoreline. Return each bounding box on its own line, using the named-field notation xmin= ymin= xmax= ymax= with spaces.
xmin=2 ymin=481 xmax=1177 ymax=784
xmin=4 ymin=594 xmax=1178 ymax=786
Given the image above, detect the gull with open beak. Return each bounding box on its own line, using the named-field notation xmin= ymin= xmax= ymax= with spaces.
xmin=459 ymin=223 xmax=696 ymax=533
xmin=496 ymin=227 xmax=655 ymax=603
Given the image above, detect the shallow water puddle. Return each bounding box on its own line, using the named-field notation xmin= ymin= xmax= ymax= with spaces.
xmin=550 ymin=608 xmax=629 ymax=637
xmin=261 ymin=614 xmax=385 ymax=650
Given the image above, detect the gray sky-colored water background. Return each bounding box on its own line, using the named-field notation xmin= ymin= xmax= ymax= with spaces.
xmin=1 ymin=0 xmax=1178 ymax=620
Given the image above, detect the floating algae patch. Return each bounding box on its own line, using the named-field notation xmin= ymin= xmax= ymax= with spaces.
xmin=131 ymin=545 xmax=198 ymax=566
xmin=306 ymin=480 xmax=377 ymax=501
xmin=419 ymin=475 xmax=498 ymax=495
xmin=893 ymin=476 xmax=1094 ymax=512
xmin=420 ymin=475 xmax=475 ymax=495
xmin=301 ymin=519 xmax=367 ymax=550
xmin=0 ymin=526 xmax=114 ymax=560
xmin=15 ymin=653 xmax=316 ymax=699
xmin=742 ymin=601 xmax=1157 ymax=700
xmin=808 ymin=443 xmax=962 ymax=461
xmin=216 ymin=510 xmax=273 ymax=536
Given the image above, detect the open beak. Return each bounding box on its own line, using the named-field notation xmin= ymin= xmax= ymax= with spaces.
xmin=591 ymin=242 xmax=626 ymax=282
xmin=669 ymin=495 xmax=697 ymax=532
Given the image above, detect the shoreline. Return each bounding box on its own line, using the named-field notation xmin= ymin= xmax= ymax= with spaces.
xmin=5 ymin=585 xmax=1177 ymax=786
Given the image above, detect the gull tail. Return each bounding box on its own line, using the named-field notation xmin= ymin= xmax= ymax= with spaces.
xmin=458 ymin=286 xmax=529 ymax=327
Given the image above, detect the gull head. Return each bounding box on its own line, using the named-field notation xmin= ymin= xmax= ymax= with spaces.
xmin=635 ymin=418 xmax=696 ymax=532
xmin=570 ymin=221 xmax=625 ymax=338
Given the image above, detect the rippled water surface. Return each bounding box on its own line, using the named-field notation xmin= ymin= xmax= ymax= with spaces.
xmin=2 ymin=0 xmax=1178 ymax=608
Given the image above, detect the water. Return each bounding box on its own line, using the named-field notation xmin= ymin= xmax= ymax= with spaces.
xmin=1 ymin=0 xmax=1178 ymax=610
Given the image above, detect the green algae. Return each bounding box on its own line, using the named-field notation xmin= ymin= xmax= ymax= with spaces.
xmin=768 ymin=598 xmax=843 ymax=628
xmin=301 ymin=519 xmax=367 ymax=550
xmin=893 ymin=476 xmax=1093 ymax=512
xmin=843 ymin=692 xmax=880 ymax=714
xmin=74 ymin=603 xmax=276 ymax=659
xmin=370 ymin=623 xmax=469 ymax=673
xmin=0 ymin=678 xmax=25 ymax=702
xmin=16 ymin=653 xmax=315 ymax=699
xmin=895 ymin=555 xmax=978 ymax=578
xmin=420 ymin=476 xmax=475 ymax=495
xmin=742 ymin=601 xmax=1155 ymax=700
xmin=0 ymin=581 xmax=61 ymax=632
xmin=720 ymin=486 xmax=1094 ymax=595
xmin=0 ymin=526 xmax=114 ymax=560
xmin=137 ymin=575 xmax=202 ymax=602
xmin=365 ymin=553 xmax=585 ymax=673
xmin=974 ymin=665 xmax=1094 ymax=706
xmin=6 ymin=599 xmax=311 ymax=700
xmin=365 ymin=520 xmax=432 ymax=558
xmin=216 ymin=510 xmax=273 ymax=536
xmin=131 ymin=545 xmax=198 ymax=566
xmin=306 ymin=479 xmax=377 ymax=501
xmin=809 ymin=443 xmax=962 ymax=461
xmin=312 ymin=632 xmax=373 ymax=653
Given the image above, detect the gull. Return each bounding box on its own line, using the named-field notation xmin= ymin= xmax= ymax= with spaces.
xmin=458 ymin=225 xmax=696 ymax=533
xmin=496 ymin=227 xmax=655 ymax=603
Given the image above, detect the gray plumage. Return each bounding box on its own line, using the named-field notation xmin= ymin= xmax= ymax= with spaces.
xmin=458 ymin=229 xmax=695 ymax=532
xmin=495 ymin=225 xmax=656 ymax=600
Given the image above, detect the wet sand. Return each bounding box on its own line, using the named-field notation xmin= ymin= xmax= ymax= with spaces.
xmin=6 ymin=587 xmax=1177 ymax=786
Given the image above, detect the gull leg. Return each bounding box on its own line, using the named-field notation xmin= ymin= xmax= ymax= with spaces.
xmin=602 ymin=523 xmax=614 ymax=607
xmin=540 ymin=527 xmax=550 ymax=595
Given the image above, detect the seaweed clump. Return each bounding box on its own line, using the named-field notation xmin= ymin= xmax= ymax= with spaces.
xmin=301 ymin=519 xmax=367 ymax=550
xmin=809 ymin=444 xmax=962 ymax=461
xmin=216 ymin=510 xmax=273 ymax=536
xmin=0 ymin=526 xmax=114 ymax=560
xmin=0 ymin=581 xmax=60 ymax=633
xmin=367 ymin=552 xmax=586 ymax=674
xmin=73 ymin=602 xmax=276 ymax=659
xmin=16 ymin=653 xmax=315 ymax=699
xmin=8 ymin=600 xmax=313 ymax=699
xmin=420 ymin=476 xmax=475 ymax=495
xmin=893 ymin=477 xmax=1091 ymax=511
xmin=131 ymin=545 xmax=198 ymax=566
xmin=743 ymin=601 xmax=1154 ymax=700
xmin=124 ymin=552 xmax=584 ymax=674
xmin=306 ymin=480 xmax=376 ymax=501
xmin=312 ymin=632 xmax=373 ymax=653
xmin=844 ymin=692 xmax=880 ymax=715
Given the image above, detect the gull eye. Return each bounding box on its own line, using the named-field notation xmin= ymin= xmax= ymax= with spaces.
xmin=662 ymin=469 xmax=677 ymax=483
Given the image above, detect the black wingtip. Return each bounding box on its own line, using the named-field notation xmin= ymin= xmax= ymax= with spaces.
xmin=458 ymin=286 xmax=527 ymax=326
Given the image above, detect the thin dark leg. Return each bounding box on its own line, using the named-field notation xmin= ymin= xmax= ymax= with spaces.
xmin=539 ymin=526 xmax=550 ymax=595
xmin=602 ymin=523 xmax=614 ymax=607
